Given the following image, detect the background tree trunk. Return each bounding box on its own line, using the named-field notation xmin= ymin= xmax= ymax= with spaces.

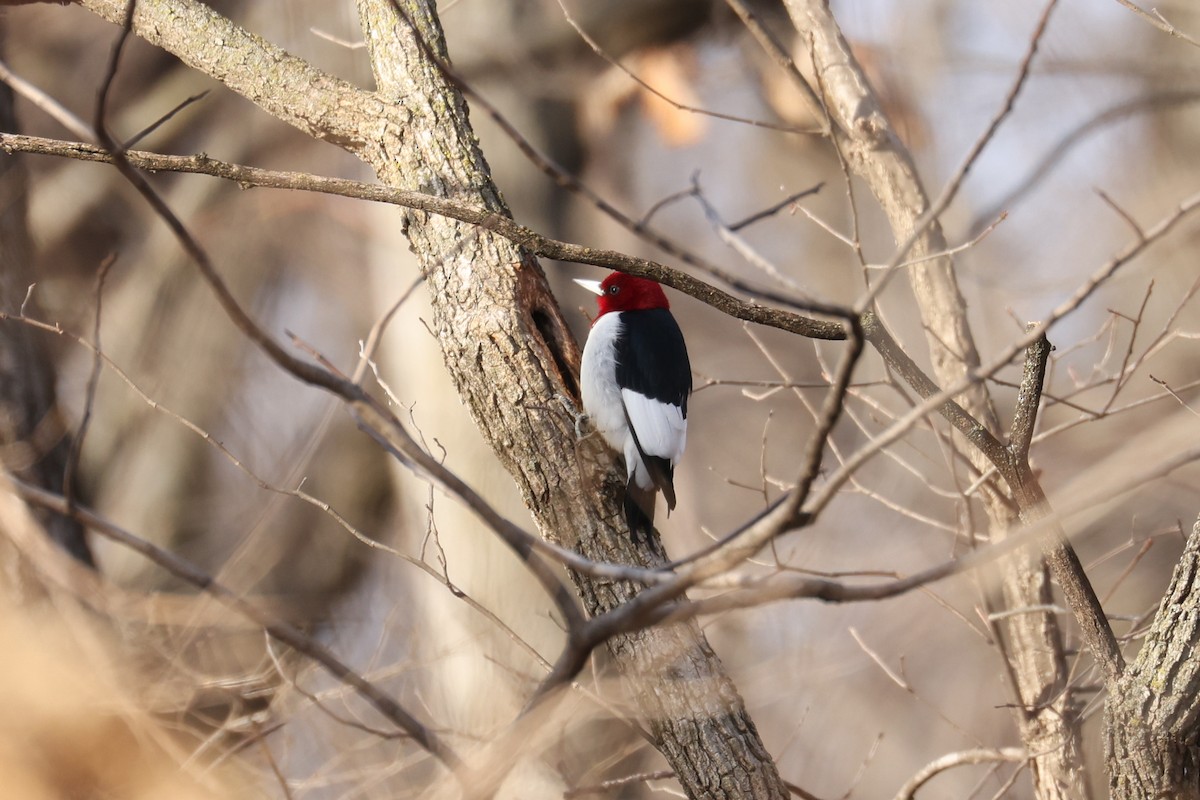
xmin=0 ymin=31 xmax=92 ymax=567
xmin=782 ymin=3 xmax=1087 ymax=795
xmin=1105 ymin=514 xmax=1200 ymax=798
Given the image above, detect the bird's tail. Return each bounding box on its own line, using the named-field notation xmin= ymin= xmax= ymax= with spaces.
xmin=623 ymin=480 xmax=657 ymax=544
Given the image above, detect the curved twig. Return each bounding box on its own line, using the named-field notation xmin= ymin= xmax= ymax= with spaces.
xmin=892 ymin=747 xmax=1027 ymax=800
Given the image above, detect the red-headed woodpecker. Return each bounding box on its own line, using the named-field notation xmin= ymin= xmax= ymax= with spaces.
xmin=575 ymin=272 xmax=692 ymax=542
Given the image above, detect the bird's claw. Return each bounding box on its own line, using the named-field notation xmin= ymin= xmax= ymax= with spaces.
xmin=555 ymin=393 xmax=590 ymax=439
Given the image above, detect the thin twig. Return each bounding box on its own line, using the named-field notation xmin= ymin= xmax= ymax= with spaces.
xmin=1099 ymin=282 xmax=1154 ymax=414
xmin=0 ymin=57 xmax=94 ymax=140
xmin=564 ymin=770 xmax=676 ymax=798
xmin=1113 ymin=0 xmax=1200 ymax=48
xmin=729 ymin=184 xmax=825 ymax=231
xmin=265 ymin=638 xmax=408 ymax=741
xmin=692 ymin=174 xmax=809 ymax=293
xmin=63 ymin=252 xmax=116 ymax=511
xmin=123 ymin=89 xmax=209 ymax=148
xmin=554 ymin=0 xmax=812 ymax=135
xmin=1096 ymin=188 xmax=1146 ymax=241
xmin=849 ymin=627 xmax=910 ymax=690
xmin=969 ymin=89 xmax=1200 ymax=235
xmin=892 ymin=747 xmax=1027 ymax=800
xmin=1150 ymin=374 xmax=1200 ymax=417
xmin=860 ymin=0 xmax=1060 ymax=307
xmin=354 ymin=275 xmax=424 ymax=385
xmin=721 ymin=0 xmax=826 ymax=127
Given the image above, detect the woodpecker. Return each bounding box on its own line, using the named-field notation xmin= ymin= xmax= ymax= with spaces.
xmin=575 ymin=272 xmax=692 ymax=542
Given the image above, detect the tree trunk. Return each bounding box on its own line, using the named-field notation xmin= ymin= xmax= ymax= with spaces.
xmin=351 ymin=2 xmax=788 ymax=796
xmin=1105 ymin=515 xmax=1200 ymax=798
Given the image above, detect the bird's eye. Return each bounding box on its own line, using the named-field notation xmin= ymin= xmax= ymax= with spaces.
xmin=608 ymin=285 xmax=620 ymax=295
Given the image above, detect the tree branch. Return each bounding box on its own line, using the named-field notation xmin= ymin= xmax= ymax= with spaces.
xmin=0 ymin=132 xmax=845 ymax=339
xmin=892 ymin=747 xmax=1027 ymax=800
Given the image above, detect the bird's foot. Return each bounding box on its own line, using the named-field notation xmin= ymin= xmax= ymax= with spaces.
xmin=555 ymin=393 xmax=590 ymax=439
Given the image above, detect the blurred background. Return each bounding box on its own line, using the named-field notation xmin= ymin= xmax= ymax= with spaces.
xmin=1 ymin=0 xmax=1198 ymax=797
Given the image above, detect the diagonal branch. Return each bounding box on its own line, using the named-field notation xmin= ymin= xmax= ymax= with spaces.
xmin=1006 ymin=334 xmax=1126 ymax=684
xmin=0 ymin=132 xmax=845 ymax=339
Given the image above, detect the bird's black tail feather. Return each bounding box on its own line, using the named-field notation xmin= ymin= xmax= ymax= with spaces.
xmin=623 ymin=480 xmax=657 ymax=544
xmin=642 ymin=455 xmax=676 ymax=511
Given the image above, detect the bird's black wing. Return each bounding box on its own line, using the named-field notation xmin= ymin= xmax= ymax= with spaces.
xmin=613 ymin=308 xmax=692 ymax=414
xmin=614 ymin=308 xmax=692 ymax=508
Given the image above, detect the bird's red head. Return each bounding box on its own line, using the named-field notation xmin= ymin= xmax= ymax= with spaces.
xmin=594 ymin=273 xmax=670 ymax=316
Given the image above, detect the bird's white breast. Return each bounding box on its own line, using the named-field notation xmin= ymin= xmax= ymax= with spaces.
xmin=579 ymin=312 xmax=629 ymax=452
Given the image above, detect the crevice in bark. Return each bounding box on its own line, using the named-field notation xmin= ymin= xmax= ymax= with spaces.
xmin=519 ymin=256 xmax=581 ymax=403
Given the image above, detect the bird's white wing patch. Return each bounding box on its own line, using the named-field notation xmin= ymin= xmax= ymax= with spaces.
xmin=621 ymin=389 xmax=687 ymax=464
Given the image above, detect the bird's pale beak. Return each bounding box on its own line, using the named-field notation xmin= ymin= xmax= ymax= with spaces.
xmin=574 ymin=278 xmax=604 ymax=296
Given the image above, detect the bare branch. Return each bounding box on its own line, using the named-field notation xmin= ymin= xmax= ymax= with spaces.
xmin=0 ymin=57 xmax=94 ymax=140
xmin=564 ymin=770 xmax=676 ymax=798
xmin=892 ymin=748 xmax=1027 ymax=800
xmin=0 ymin=131 xmax=847 ymax=340
xmin=1009 ymin=328 xmax=1051 ymax=465
xmin=1113 ymin=0 xmax=1200 ymax=48
xmin=122 ymin=89 xmax=209 ymax=148
xmin=62 ymin=252 xmax=115 ymax=512
xmin=970 ymin=90 xmax=1200 ymax=236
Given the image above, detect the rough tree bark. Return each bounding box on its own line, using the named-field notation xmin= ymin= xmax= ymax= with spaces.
xmin=74 ymin=0 xmax=789 ymax=796
xmin=782 ymin=2 xmax=1086 ymax=796
xmin=1105 ymin=515 xmax=1200 ymax=798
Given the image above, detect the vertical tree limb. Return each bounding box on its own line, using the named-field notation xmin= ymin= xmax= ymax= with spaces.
xmin=780 ymin=2 xmax=1089 ymax=796
xmin=1105 ymin=514 xmax=1200 ymax=798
